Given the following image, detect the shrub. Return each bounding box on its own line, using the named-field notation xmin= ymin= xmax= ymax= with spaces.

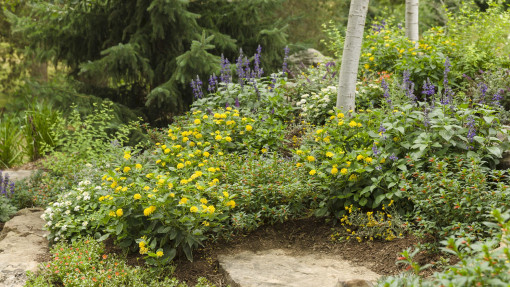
xmin=378 ymin=209 xmax=510 ymax=286
xmin=403 ymin=155 xmax=510 ymax=243
xmin=26 ymin=237 xmax=217 ymax=287
xmin=95 ymin=107 xmax=314 ymax=263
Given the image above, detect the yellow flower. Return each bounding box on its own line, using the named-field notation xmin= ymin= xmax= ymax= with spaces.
xmin=338 ymin=120 xmax=344 ymax=126
xmin=116 ymin=209 xmax=123 ymax=217
xmin=215 ymin=135 xmax=222 ymax=141
xmin=203 ymin=151 xmax=210 ymax=157
xmin=223 ymin=191 xmax=229 ymax=198
xmin=296 ymin=163 xmax=302 ymax=167
xmin=164 ymin=148 xmax=170 ymax=154
xmin=349 ymin=174 xmax=358 ymax=181
xmin=134 ymin=194 xmax=142 ymax=200
xmin=194 ymin=119 xmax=201 ymax=125
xmin=226 ymin=200 xmax=236 ymax=208
xmin=109 ymin=211 xmax=116 ymax=217
xmin=309 ymin=169 xmax=317 ymax=175
xmin=200 ymin=198 xmax=208 ymax=204
xmin=307 ymin=155 xmax=315 ymax=162
xmin=365 ymin=157 xmax=373 ymax=164
xmin=179 ymin=197 xmax=188 ymax=205
xmin=202 ymin=221 xmax=210 ymax=226
xmin=340 ymin=168 xmax=348 ymax=175
xmin=143 ymin=206 xmax=156 ymax=216
xmin=346 ymin=161 xmax=351 ymax=167
xmin=331 ymin=167 xmax=338 ymax=175
xmin=261 ymin=148 xmax=267 ymax=153
xmin=124 ymin=153 xmax=131 ymax=160
xmin=143 ymin=186 xmax=150 ymax=191
xmin=190 ymin=206 xmax=198 ymax=213
xmin=364 ymin=63 xmax=370 ymax=69
xmin=357 ymin=122 xmax=362 ymax=128
xmin=123 ymin=166 xmax=131 ymax=173
xmin=356 ymin=154 xmax=364 ymax=161
xmin=326 ymin=152 xmax=334 ymax=158
xmin=177 ymin=163 xmax=184 ymax=169
xmin=156 ymin=250 xmax=164 ymax=257
xmin=349 ymin=121 xmax=357 ymax=128
xmin=245 ymin=125 xmax=253 ymax=131
xmin=170 ymin=193 xmax=175 ymax=197
xmin=337 ymin=113 xmax=344 ymax=118
xmin=369 ymin=56 xmax=374 ymax=61
xmin=225 ymin=136 xmax=232 ymax=142
xmin=208 ymin=205 xmax=216 ymax=214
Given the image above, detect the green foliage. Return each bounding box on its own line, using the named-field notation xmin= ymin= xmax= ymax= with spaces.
xmin=42 ymin=101 xmax=138 ymax=174
xmin=0 ymin=195 xmax=16 ymax=222
xmin=7 ymin=0 xmax=288 ymax=125
xmin=378 ymin=209 xmax=510 ymax=286
xmin=22 ymin=102 xmax=60 ymax=161
xmin=92 ymin=107 xmax=313 ymax=263
xmin=403 ymin=155 xmax=510 ymax=244
xmin=221 ymin=152 xmax=320 ymax=232
xmin=0 ymin=114 xmax=22 ymax=168
xmin=26 ymin=237 xmax=217 ymax=287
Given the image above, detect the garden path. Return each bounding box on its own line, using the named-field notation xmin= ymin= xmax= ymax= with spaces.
xmin=0 ymin=170 xmax=48 ymax=287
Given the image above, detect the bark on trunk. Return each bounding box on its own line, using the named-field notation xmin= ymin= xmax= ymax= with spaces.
xmin=336 ymin=0 xmax=370 ymax=113
xmin=405 ymin=0 xmax=419 ymax=42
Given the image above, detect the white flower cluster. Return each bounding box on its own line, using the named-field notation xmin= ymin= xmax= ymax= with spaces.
xmin=40 ymin=182 xmax=103 ymax=243
xmin=296 ymin=86 xmax=337 ymax=123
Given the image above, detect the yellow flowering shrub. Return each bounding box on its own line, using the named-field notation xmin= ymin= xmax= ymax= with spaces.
xmin=98 ymin=107 xmax=292 ymax=263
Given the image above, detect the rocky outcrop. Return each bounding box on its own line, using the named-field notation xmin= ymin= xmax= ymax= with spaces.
xmin=288 ymin=48 xmax=333 ymax=69
xmin=218 ymin=249 xmax=380 ymax=287
xmin=0 ymin=208 xmax=49 ymax=287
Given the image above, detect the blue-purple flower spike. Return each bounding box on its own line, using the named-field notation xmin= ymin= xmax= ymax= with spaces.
xmin=254 ymin=45 xmax=263 ymax=78
xmin=190 ymin=75 xmax=204 ymax=99
xmin=479 ymin=83 xmax=488 ymax=104
xmin=208 ymin=74 xmax=218 ymax=93
xmin=220 ymin=54 xmax=232 ymax=84
xmin=381 ymin=79 xmax=392 ymax=108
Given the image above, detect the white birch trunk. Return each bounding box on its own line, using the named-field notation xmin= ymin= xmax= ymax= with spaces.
xmin=336 ymin=0 xmax=370 ymax=113
xmin=405 ymin=0 xmax=419 ymax=42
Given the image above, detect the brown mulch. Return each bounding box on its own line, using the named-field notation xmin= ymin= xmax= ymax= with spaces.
xmin=159 ymin=217 xmax=452 ymax=286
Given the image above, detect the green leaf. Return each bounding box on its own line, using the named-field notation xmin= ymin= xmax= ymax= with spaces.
xmin=359 ymin=197 xmax=368 ymax=206
xmin=115 ymin=223 xmax=123 ymax=235
xmin=97 ymin=233 xmax=109 ymax=242
xmin=487 ymin=146 xmax=502 ymax=157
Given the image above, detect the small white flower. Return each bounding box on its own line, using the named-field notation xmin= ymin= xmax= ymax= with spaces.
xmin=65 ymin=210 xmax=71 ymax=215
xmin=46 ymin=221 xmax=52 ymax=226
xmin=94 ymin=186 xmax=102 ymax=190
xmin=54 ymin=237 xmax=59 ymax=242
xmin=62 ymin=225 xmax=67 ymax=231
xmin=85 ymin=163 xmax=93 ymax=168
xmin=74 ymin=206 xmax=80 ymax=211
xmin=82 ymin=221 xmax=88 ymax=227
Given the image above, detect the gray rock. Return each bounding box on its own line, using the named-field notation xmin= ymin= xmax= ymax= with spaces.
xmin=2 ymin=170 xmax=34 ymax=183
xmin=218 ymin=249 xmax=379 ymax=287
xmin=0 ymin=208 xmax=49 ymax=286
xmin=288 ymin=48 xmax=332 ymax=69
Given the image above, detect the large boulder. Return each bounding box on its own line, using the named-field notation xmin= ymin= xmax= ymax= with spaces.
xmin=288 ymin=48 xmax=333 ymax=69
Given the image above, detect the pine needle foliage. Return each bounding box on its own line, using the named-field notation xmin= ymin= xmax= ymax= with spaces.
xmin=6 ymin=0 xmax=288 ymax=125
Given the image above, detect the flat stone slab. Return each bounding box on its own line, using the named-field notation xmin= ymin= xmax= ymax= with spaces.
xmin=2 ymin=170 xmax=34 ymax=182
xmin=0 ymin=208 xmax=49 ymax=287
xmin=218 ymin=249 xmax=380 ymax=287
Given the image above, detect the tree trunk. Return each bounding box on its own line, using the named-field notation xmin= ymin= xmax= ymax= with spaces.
xmin=405 ymin=0 xmax=419 ymax=42
xmin=336 ymin=0 xmax=370 ymax=113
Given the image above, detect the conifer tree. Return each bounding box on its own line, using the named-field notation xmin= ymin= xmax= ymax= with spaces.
xmin=6 ymin=0 xmax=287 ymax=124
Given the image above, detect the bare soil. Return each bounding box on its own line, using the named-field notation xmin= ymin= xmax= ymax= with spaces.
xmin=167 ymin=217 xmax=452 ymax=286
